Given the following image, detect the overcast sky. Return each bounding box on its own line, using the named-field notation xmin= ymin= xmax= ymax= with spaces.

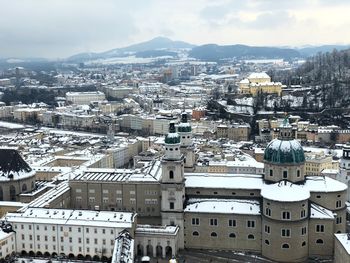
xmin=1 ymin=0 xmax=350 ymax=59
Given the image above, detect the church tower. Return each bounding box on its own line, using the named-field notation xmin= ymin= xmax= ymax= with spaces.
xmin=338 ymin=144 xmax=350 ymax=201
xmin=161 ymin=122 xmax=185 ymax=249
xmin=177 ymin=112 xmax=195 ymax=171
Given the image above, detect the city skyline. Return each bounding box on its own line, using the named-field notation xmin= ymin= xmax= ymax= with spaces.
xmin=1 ymin=0 xmax=350 ymax=58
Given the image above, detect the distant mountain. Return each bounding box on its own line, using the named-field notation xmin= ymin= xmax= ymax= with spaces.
xmin=67 ymin=37 xmax=194 ymax=61
xmin=111 ymin=36 xmax=194 ymax=53
xmin=189 ymin=44 xmax=300 ymax=61
xmin=67 ymin=38 xmax=350 ymax=63
xmin=298 ymin=45 xmax=350 ymax=56
xmin=134 ymin=50 xmax=177 ymax=58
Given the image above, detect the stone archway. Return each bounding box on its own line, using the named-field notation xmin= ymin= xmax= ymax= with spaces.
xmin=165 ymin=246 xmax=172 ymax=258
xmin=137 ymin=244 xmax=144 ymax=256
xmin=146 ymin=244 xmax=153 ymax=257
xmin=156 ymin=245 xmax=163 ymax=257
xmin=9 ymin=185 xmax=16 ymax=201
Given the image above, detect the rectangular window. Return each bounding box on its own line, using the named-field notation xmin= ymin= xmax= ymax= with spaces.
xmin=116 ymin=190 xmax=122 ymax=195
xmin=336 ymin=217 xmax=342 ymax=224
xmin=283 ymin=171 xmax=288 ymax=179
xmin=102 ymin=189 xmax=109 ymax=194
xmin=269 ymin=170 xmax=273 ymax=176
xmin=336 ymin=200 xmax=342 ymax=208
xmin=316 ymin=224 xmax=325 ymax=232
xmin=228 ymin=219 xmax=236 ymax=227
xmin=76 ymin=189 xmax=82 ymax=193
xmin=265 ymin=225 xmax=270 ymax=234
xmin=169 ymin=202 xmax=174 ymax=210
xmin=300 ymin=210 xmax=306 ymax=218
xmin=282 ymin=211 xmax=291 ymax=220
xmin=89 ymin=189 xmax=95 ymax=194
xmin=192 ymin=218 xmax=200 ymax=225
xmin=301 ymin=227 xmax=307 ymax=235
xmin=265 ymin=208 xmax=271 ymax=216
xmin=210 ymin=218 xmax=218 ymax=226
xmin=281 ymin=229 xmax=291 ymax=237
xmin=130 ymin=190 xmax=135 ymax=195
xmin=130 ymin=198 xmax=136 ymax=204
xmin=247 ymin=220 xmax=255 ymax=228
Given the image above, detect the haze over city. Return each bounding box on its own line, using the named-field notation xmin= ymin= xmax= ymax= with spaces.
xmin=0 ymin=1 xmax=350 ymax=263
xmin=1 ymin=0 xmax=350 ymax=58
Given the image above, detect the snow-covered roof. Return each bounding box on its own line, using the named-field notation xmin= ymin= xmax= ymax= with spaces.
xmin=0 ymin=228 xmax=13 ymax=241
xmin=72 ymin=160 xmax=162 ymax=183
xmin=310 ymin=203 xmax=334 ymax=219
xmin=136 ymin=225 xmax=179 ymax=236
xmin=112 ymin=230 xmax=134 ymax=263
xmin=261 ymin=181 xmax=310 ymax=202
xmin=5 ymin=208 xmax=136 ymax=228
xmin=185 ymin=173 xmax=264 ymax=190
xmin=248 ymin=72 xmax=270 ymax=79
xmin=239 ymin=78 xmax=249 ymax=84
xmin=304 ymin=176 xmax=347 ymax=193
xmin=185 ymin=198 xmax=260 ymax=215
xmin=335 ymin=233 xmax=350 ymax=255
xmin=0 ymin=148 xmax=36 ymax=181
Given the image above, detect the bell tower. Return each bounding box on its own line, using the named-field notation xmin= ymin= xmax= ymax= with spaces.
xmin=161 ymin=122 xmax=185 ymax=249
xmin=177 ymin=111 xmax=195 ymax=171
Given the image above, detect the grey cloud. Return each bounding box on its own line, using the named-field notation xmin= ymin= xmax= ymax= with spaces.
xmin=244 ymin=11 xmax=296 ymax=29
xmin=0 ymin=0 xmax=141 ymax=58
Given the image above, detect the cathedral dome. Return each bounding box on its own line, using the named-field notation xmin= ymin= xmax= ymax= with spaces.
xmin=264 ymin=138 xmax=305 ymax=164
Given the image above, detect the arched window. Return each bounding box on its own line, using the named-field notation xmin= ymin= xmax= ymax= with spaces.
xmin=169 ymin=171 xmax=174 ymax=179
xmin=10 ymin=185 xmax=16 ymax=201
xmin=316 ymin=239 xmax=324 ymax=244
xmin=229 ymin=233 xmax=236 ymax=238
xmin=265 ymin=240 xmax=270 ymax=245
xmin=192 ymin=231 xmax=199 ymax=236
xmin=302 ymin=241 xmax=306 ymax=247
xmin=282 ymin=243 xmax=290 ymax=249
xmin=248 ymin=234 xmax=254 ymax=240
xmin=297 ymin=170 xmax=301 ymax=177
xmin=210 ymin=232 xmax=217 ymax=237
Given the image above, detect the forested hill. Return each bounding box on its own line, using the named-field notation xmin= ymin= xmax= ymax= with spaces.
xmin=270 ymin=49 xmax=350 ymax=86
xmin=269 ymin=49 xmax=350 ymax=109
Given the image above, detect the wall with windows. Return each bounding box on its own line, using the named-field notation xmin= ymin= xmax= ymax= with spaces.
xmin=308 ymin=218 xmax=334 ymax=257
xmin=264 ymin=163 xmax=305 ymax=183
xmin=70 ymin=181 xmax=161 ymax=218
xmin=184 ymin=212 xmax=261 ymax=252
xmin=262 ymin=217 xmax=309 ymax=262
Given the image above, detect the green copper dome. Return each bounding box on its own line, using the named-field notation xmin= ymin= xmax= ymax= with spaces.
xmin=264 ymin=138 xmax=305 ymax=164
xmin=178 ymin=112 xmax=192 ymax=133
xmin=165 ymin=122 xmax=180 ymax=144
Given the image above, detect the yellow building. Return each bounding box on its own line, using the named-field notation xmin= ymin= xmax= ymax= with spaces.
xmin=238 ymin=72 xmax=282 ymax=96
xmin=304 ymin=152 xmax=337 ymax=176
